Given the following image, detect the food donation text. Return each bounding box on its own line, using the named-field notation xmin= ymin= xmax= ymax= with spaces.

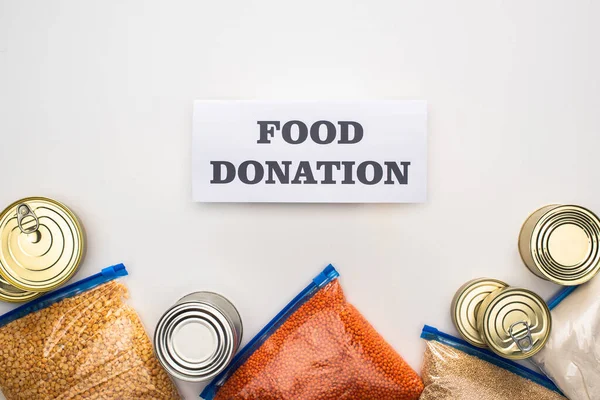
xmin=209 ymin=120 xmax=411 ymax=186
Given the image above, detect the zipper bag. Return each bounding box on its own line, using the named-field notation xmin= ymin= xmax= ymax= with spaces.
xmin=0 ymin=264 xmax=180 ymax=400
xmin=420 ymin=325 xmax=564 ymax=399
xmin=532 ymin=277 xmax=600 ymax=400
xmin=202 ymin=264 xmax=424 ymax=400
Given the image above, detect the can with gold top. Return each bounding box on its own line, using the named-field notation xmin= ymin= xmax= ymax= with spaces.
xmin=451 ymin=278 xmax=508 ymax=348
xmin=477 ymin=287 xmax=551 ymax=360
xmin=0 ymin=275 xmax=41 ymax=303
xmin=519 ymin=204 xmax=600 ymax=286
xmin=0 ymin=197 xmax=85 ymax=295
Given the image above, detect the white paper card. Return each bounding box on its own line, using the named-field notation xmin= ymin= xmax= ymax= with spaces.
xmin=192 ymin=100 xmax=427 ymax=203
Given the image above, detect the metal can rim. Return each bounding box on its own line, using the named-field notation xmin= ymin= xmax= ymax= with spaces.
xmin=0 ymin=275 xmax=43 ymax=303
xmin=0 ymin=196 xmax=85 ymax=292
xmin=176 ymin=290 xmax=243 ymax=348
xmin=477 ymin=287 xmax=551 ymax=360
xmin=451 ymin=278 xmax=508 ymax=348
xmin=159 ymin=303 xmax=233 ymax=379
xmin=154 ymin=296 xmax=241 ymax=382
xmin=520 ymin=204 xmax=600 ymax=286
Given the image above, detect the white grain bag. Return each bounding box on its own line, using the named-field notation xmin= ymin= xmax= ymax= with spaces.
xmin=533 ymin=276 xmax=600 ymax=400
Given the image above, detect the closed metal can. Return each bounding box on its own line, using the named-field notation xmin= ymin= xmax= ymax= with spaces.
xmin=477 ymin=287 xmax=551 ymax=360
xmin=154 ymin=292 xmax=243 ymax=382
xmin=0 ymin=275 xmax=41 ymax=303
xmin=519 ymin=204 xmax=600 ymax=286
xmin=451 ymin=278 xmax=508 ymax=348
xmin=0 ymin=197 xmax=85 ymax=294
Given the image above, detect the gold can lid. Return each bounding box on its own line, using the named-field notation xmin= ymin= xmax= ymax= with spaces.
xmin=531 ymin=205 xmax=600 ymax=285
xmin=477 ymin=287 xmax=551 ymax=360
xmin=0 ymin=197 xmax=85 ymax=292
xmin=451 ymin=278 xmax=508 ymax=348
xmin=0 ymin=275 xmax=41 ymax=303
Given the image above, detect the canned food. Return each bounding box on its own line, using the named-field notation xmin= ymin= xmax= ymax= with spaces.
xmin=519 ymin=204 xmax=600 ymax=286
xmin=0 ymin=275 xmax=40 ymax=303
xmin=451 ymin=278 xmax=508 ymax=348
xmin=0 ymin=197 xmax=85 ymax=294
xmin=154 ymin=292 xmax=243 ymax=382
xmin=477 ymin=287 xmax=551 ymax=360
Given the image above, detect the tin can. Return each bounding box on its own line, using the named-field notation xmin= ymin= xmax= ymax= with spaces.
xmin=519 ymin=204 xmax=600 ymax=286
xmin=154 ymin=291 xmax=243 ymax=382
xmin=0 ymin=275 xmax=41 ymax=303
xmin=476 ymin=287 xmax=551 ymax=360
xmin=0 ymin=197 xmax=85 ymax=294
xmin=451 ymin=278 xmax=508 ymax=348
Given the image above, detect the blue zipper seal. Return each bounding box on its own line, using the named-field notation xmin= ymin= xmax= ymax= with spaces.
xmin=547 ymin=285 xmax=579 ymax=310
xmin=0 ymin=263 xmax=128 ymax=328
xmin=200 ymin=264 xmax=339 ymax=399
xmin=421 ymin=325 xmax=561 ymax=394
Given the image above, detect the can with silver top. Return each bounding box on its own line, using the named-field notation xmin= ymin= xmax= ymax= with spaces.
xmin=451 ymin=278 xmax=508 ymax=348
xmin=0 ymin=197 xmax=85 ymax=299
xmin=476 ymin=287 xmax=551 ymax=360
xmin=154 ymin=291 xmax=243 ymax=382
xmin=519 ymin=204 xmax=600 ymax=286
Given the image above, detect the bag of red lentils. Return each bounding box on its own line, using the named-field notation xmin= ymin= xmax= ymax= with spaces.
xmin=201 ymin=265 xmax=423 ymax=400
xmin=0 ymin=264 xmax=181 ymax=400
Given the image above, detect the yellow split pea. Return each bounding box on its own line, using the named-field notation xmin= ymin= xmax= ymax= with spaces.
xmin=0 ymin=281 xmax=180 ymax=400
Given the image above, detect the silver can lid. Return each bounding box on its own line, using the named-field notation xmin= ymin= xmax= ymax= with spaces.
xmin=154 ymin=301 xmax=236 ymax=382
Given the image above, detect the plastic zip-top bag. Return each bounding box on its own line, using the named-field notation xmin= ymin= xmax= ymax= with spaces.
xmin=0 ymin=264 xmax=180 ymax=400
xmin=532 ymin=277 xmax=600 ymax=400
xmin=420 ymin=325 xmax=565 ymax=400
xmin=201 ymin=265 xmax=423 ymax=400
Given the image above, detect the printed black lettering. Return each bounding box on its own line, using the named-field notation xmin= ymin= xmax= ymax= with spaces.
xmin=238 ymin=160 xmax=264 ymax=184
xmin=265 ymin=161 xmax=292 ymax=184
xmin=210 ymin=161 xmax=236 ymax=184
xmin=310 ymin=121 xmax=337 ymax=144
xmin=257 ymin=121 xmax=280 ymax=144
xmin=291 ymin=161 xmax=318 ymax=184
xmin=282 ymin=121 xmax=308 ymax=144
xmin=384 ymin=161 xmax=410 ymax=184
xmin=357 ymin=161 xmax=383 ymax=185
xmin=341 ymin=161 xmax=356 ymax=184
xmin=338 ymin=121 xmax=363 ymax=144
xmin=316 ymin=161 xmax=341 ymax=184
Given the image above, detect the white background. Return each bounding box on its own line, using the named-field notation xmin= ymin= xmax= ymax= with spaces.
xmin=1 ymin=1 xmax=599 ymax=399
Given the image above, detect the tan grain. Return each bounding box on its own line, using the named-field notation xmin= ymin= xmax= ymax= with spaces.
xmin=420 ymin=340 xmax=566 ymax=400
xmin=0 ymin=281 xmax=180 ymax=400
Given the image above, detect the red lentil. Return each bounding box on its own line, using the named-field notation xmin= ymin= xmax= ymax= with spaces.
xmin=213 ymin=279 xmax=423 ymax=400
